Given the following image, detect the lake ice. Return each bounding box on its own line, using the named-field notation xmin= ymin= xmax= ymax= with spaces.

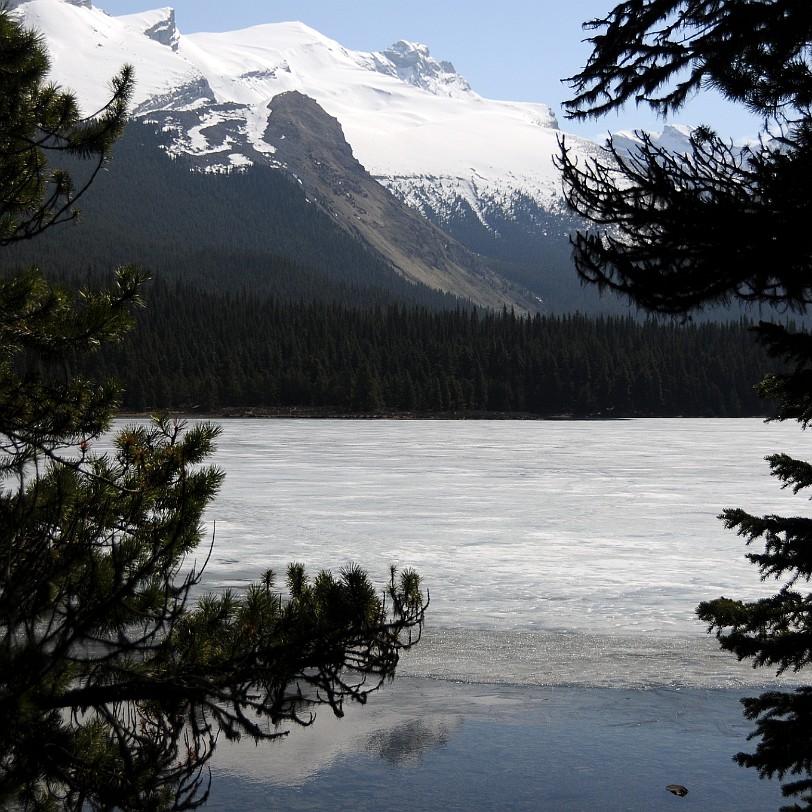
xmin=106 ymin=417 xmax=812 ymax=809
xmin=181 ymin=417 xmax=810 ymax=690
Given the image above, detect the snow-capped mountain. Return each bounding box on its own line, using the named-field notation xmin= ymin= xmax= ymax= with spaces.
xmin=611 ymin=124 xmax=697 ymax=156
xmin=13 ymin=0 xmax=619 ymax=309
xmin=20 ymin=0 xmax=594 ymax=213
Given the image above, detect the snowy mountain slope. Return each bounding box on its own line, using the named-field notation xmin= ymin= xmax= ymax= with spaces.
xmin=16 ymin=2 xmax=199 ymax=112
xmin=16 ymin=0 xmax=599 ymax=222
xmin=180 ymin=21 xmax=599 ymax=235
xmin=13 ymin=0 xmax=626 ymax=309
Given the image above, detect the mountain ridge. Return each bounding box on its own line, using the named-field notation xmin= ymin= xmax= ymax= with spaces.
xmin=264 ymin=91 xmax=537 ymax=309
xmin=12 ymin=0 xmax=690 ymax=312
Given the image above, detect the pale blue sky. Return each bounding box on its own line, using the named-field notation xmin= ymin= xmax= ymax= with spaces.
xmin=96 ymin=0 xmax=761 ymax=141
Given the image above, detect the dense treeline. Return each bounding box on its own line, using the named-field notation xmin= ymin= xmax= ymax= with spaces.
xmin=75 ymin=277 xmax=777 ymax=417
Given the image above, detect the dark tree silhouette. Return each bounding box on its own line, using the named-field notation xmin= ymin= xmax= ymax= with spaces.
xmin=559 ymin=2 xmax=812 ymax=809
xmin=0 ymin=9 xmax=131 ymax=245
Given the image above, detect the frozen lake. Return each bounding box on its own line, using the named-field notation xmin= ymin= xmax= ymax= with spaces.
xmin=110 ymin=417 xmax=812 ymax=809
xmin=190 ymin=417 xmax=810 ymax=690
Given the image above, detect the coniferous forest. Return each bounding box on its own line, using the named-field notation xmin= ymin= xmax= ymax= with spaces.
xmin=3 ymin=146 xmax=783 ymax=419
xmin=1 ymin=125 xmax=785 ymax=420
xmin=70 ymin=276 xmax=777 ymax=417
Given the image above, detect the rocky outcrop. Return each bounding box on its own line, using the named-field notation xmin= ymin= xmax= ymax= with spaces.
xmin=264 ymin=91 xmax=536 ymax=310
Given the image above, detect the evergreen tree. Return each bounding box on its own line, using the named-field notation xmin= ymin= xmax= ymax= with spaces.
xmin=0 ymin=11 xmax=425 ymax=809
xmin=559 ymin=2 xmax=812 ymax=808
xmin=0 ymin=10 xmax=130 ymax=245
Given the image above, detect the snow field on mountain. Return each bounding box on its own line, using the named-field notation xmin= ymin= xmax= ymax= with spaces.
xmin=19 ymin=0 xmax=606 ymax=221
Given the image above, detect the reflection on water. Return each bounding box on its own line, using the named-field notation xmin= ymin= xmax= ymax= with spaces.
xmin=204 ymin=678 xmax=464 ymax=790
xmin=365 ymin=717 xmax=459 ymax=766
xmin=203 ymin=677 xmax=787 ymax=812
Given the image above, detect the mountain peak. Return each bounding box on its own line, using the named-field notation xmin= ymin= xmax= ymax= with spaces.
xmin=377 ymin=40 xmax=476 ymax=99
xmin=611 ymin=123 xmax=696 ymax=156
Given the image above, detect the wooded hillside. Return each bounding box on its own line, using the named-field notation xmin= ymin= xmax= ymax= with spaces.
xmin=73 ymin=277 xmax=776 ymax=417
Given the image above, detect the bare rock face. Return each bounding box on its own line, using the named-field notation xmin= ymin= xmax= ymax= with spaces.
xmin=143 ymin=8 xmax=179 ymax=51
xmin=378 ymin=41 xmax=474 ymax=99
xmin=264 ymin=91 xmax=536 ymax=311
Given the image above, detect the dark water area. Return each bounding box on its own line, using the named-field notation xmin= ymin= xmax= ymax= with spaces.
xmin=204 ymin=677 xmax=786 ymax=811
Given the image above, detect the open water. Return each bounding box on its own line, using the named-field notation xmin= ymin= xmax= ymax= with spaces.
xmin=114 ymin=417 xmax=812 ymax=810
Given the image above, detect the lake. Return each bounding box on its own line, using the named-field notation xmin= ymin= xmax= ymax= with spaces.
xmin=115 ymin=418 xmax=812 ymax=809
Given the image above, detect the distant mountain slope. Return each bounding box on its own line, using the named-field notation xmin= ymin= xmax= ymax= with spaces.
xmin=16 ymin=1 xmax=707 ymax=314
xmin=264 ymin=91 xmax=537 ymax=309
xmin=1 ymin=123 xmax=463 ymax=309
xmin=11 ymin=0 xmax=628 ymax=310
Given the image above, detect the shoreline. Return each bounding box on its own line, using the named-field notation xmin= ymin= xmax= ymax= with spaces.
xmin=114 ymin=406 xmax=770 ymax=421
xmin=116 ymin=406 xmax=575 ymax=420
